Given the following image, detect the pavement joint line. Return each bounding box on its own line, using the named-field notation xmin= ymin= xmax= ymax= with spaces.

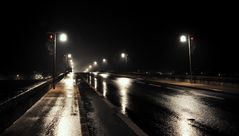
xmin=116 ymin=113 xmax=148 ymax=136
xmin=84 ymin=78 xmax=148 ymax=136
xmin=102 ymin=98 xmax=115 ymax=109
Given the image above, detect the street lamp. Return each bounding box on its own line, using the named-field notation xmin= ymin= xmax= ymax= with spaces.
xmin=180 ymin=34 xmax=192 ymax=82
xmin=68 ymin=54 xmax=72 ymax=58
xmin=64 ymin=53 xmax=72 ymax=72
xmin=121 ymin=53 xmax=126 ymax=58
xmin=59 ymin=33 xmax=67 ymax=42
xmin=94 ymin=61 xmax=98 ymax=66
xmin=102 ymin=58 xmax=107 ymax=63
xmin=121 ymin=53 xmax=128 ymax=72
xmin=52 ymin=32 xmax=67 ymax=89
xmin=121 ymin=52 xmax=128 ymax=63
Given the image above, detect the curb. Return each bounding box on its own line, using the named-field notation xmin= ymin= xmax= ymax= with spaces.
xmin=76 ymin=84 xmax=90 ymax=136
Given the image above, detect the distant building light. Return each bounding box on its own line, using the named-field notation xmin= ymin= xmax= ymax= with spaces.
xmin=34 ymin=74 xmax=44 ymax=80
xmin=15 ymin=74 xmax=23 ymax=80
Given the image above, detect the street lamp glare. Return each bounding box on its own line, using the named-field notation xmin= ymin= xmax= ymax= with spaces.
xmin=68 ymin=54 xmax=72 ymax=58
xmin=121 ymin=53 xmax=126 ymax=58
xmin=59 ymin=33 xmax=67 ymax=42
xmin=89 ymin=65 xmax=92 ymax=68
xmin=103 ymin=58 xmax=107 ymax=63
xmin=180 ymin=35 xmax=187 ymax=43
xmin=94 ymin=61 xmax=97 ymax=66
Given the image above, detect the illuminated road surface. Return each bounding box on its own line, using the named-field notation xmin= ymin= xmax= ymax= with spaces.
xmin=87 ymin=73 xmax=239 ymax=136
xmin=2 ymin=73 xmax=82 ymax=136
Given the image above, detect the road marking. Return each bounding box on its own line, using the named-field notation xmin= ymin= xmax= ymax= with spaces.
xmin=148 ymin=84 xmax=161 ymax=88
xmin=165 ymin=86 xmax=225 ymax=100
xmin=191 ymin=92 xmax=224 ymax=100
xmin=102 ymin=99 xmax=115 ymax=109
xmin=211 ymin=88 xmax=223 ymax=92
xmin=117 ymin=113 xmax=148 ymax=136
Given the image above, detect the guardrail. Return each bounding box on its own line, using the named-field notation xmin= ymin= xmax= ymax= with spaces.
xmin=0 ymin=73 xmax=65 ymax=133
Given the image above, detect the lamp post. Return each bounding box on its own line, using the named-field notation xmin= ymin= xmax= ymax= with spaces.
xmin=64 ymin=53 xmax=72 ymax=73
xmin=121 ymin=53 xmax=128 ymax=64
xmin=52 ymin=32 xmax=67 ymax=89
xmin=180 ymin=34 xmax=192 ymax=82
xmin=102 ymin=58 xmax=107 ymax=71
xmin=121 ymin=53 xmax=128 ymax=72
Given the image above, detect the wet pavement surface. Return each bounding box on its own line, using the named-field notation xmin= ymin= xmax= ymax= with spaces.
xmin=1 ymin=73 xmax=82 ymax=136
xmin=83 ymin=72 xmax=239 ymax=136
xmin=78 ymin=80 xmax=137 ymax=136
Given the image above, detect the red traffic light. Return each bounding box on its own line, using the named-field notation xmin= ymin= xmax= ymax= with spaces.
xmin=49 ymin=34 xmax=54 ymax=40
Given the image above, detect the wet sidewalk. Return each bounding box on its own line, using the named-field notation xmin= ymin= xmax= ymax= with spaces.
xmin=1 ymin=73 xmax=82 ymax=136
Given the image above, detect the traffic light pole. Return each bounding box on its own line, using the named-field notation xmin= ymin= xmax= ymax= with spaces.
xmin=53 ymin=33 xmax=57 ymax=89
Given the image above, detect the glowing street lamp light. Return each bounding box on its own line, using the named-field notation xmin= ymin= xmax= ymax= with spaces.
xmin=180 ymin=34 xmax=193 ymax=82
xmin=59 ymin=33 xmax=67 ymax=42
xmin=89 ymin=65 xmax=92 ymax=69
xmin=68 ymin=54 xmax=72 ymax=58
xmin=121 ymin=52 xmax=128 ymax=63
xmin=121 ymin=53 xmax=126 ymax=58
xmin=94 ymin=61 xmax=98 ymax=66
xmin=180 ymin=35 xmax=187 ymax=43
xmin=102 ymin=58 xmax=107 ymax=63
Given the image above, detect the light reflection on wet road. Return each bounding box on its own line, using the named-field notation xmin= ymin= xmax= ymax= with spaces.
xmin=89 ymin=73 xmax=239 ymax=136
xmin=2 ymin=73 xmax=81 ymax=136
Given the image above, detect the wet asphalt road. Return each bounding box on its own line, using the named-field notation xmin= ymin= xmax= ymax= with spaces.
xmin=1 ymin=73 xmax=81 ymax=136
xmin=86 ymin=73 xmax=239 ymax=136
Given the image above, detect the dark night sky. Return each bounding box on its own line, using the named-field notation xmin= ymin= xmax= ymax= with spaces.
xmin=0 ymin=1 xmax=238 ymax=75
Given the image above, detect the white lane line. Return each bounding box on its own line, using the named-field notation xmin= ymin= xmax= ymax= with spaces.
xmin=117 ymin=113 xmax=148 ymax=136
xmin=166 ymin=87 xmax=177 ymax=90
xmin=148 ymin=84 xmax=161 ymax=88
xmin=165 ymin=86 xmax=224 ymax=100
xmin=102 ymin=99 xmax=116 ymax=109
xmin=191 ymin=92 xmax=224 ymax=100
xmin=211 ymin=88 xmax=223 ymax=92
